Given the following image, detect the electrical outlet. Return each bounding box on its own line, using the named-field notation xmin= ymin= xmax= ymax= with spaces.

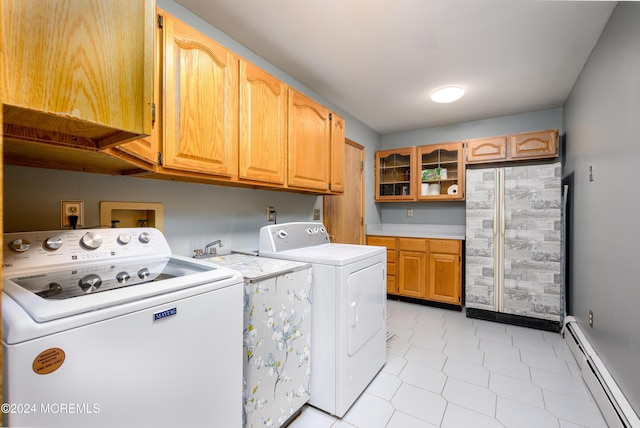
xmin=267 ymin=206 xmax=276 ymax=222
xmin=589 ymin=310 xmax=594 ymax=328
xmin=588 ymin=165 xmax=594 ymax=182
xmin=313 ymin=209 xmax=321 ymax=220
xmin=407 ymin=209 xmax=413 ymax=217
xmin=61 ymin=200 xmax=84 ymax=229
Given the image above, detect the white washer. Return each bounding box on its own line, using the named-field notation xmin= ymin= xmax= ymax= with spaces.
xmin=259 ymin=222 xmax=386 ymax=417
xmin=2 ymin=228 xmax=244 ymax=428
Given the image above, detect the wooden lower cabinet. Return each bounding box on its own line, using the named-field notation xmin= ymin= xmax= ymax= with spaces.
xmin=367 ymin=235 xmax=462 ymax=307
xmin=366 ymin=236 xmax=397 ymax=294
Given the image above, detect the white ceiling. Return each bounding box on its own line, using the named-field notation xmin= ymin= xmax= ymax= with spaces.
xmin=175 ymin=0 xmax=616 ymax=135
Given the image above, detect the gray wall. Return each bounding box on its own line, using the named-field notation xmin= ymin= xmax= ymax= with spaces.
xmin=2 ymin=0 xmax=383 ymax=253
xmin=379 ymin=108 xmax=563 ymax=225
xmin=563 ymin=2 xmax=640 ymax=413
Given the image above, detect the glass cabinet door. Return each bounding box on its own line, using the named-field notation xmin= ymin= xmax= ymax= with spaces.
xmin=375 ymin=147 xmax=416 ymax=201
xmin=417 ymin=143 xmax=464 ymax=200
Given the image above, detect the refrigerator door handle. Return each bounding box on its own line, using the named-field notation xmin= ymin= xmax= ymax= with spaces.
xmin=500 ymin=169 xmax=506 ymax=236
xmin=493 ymin=168 xmax=501 ymax=311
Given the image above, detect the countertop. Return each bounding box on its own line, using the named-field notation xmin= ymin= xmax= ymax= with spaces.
xmin=201 ymin=253 xmax=310 ymax=282
xmin=366 ymin=223 xmax=465 ymax=240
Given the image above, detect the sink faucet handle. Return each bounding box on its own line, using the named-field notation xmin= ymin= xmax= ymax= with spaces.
xmin=193 ymin=249 xmax=204 ymax=258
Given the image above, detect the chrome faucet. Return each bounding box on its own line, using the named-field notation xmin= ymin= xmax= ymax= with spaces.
xmin=194 ymin=240 xmax=224 ymax=258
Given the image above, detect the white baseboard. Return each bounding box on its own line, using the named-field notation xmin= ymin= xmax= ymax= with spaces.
xmin=563 ymin=317 xmax=640 ymax=428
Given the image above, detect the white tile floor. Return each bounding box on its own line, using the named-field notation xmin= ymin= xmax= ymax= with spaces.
xmin=288 ymin=299 xmax=608 ymax=428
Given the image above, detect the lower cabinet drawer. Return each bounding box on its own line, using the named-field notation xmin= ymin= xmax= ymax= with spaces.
xmin=430 ymin=239 xmax=460 ymax=254
xmin=398 ymin=237 xmax=427 ymax=252
xmin=387 ymin=262 xmax=396 ymax=276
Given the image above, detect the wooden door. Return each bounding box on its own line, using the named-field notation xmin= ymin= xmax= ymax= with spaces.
xmin=324 ymin=140 xmax=364 ymax=244
xmin=162 ymin=13 xmax=238 ymax=177
xmin=287 ymin=89 xmax=330 ymax=191
xmin=239 ymin=60 xmax=287 ymax=184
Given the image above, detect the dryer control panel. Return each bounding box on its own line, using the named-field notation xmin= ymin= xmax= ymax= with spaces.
xmin=259 ymin=222 xmax=330 ymax=253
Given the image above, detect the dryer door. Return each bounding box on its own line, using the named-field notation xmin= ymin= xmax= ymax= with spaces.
xmin=347 ymin=261 xmax=385 ymax=356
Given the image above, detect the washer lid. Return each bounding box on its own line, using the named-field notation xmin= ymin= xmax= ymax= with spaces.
xmin=260 ymin=243 xmax=385 ymax=266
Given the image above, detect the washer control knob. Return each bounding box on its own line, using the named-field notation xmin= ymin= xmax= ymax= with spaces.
xmin=36 ymin=283 xmax=63 ymax=299
xmin=277 ymin=230 xmax=288 ymax=239
xmin=44 ymin=237 xmax=63 ymax=251
xmin=9 ymin=238 xmax=31 ymax=252
xmin=78 ymin=274 xmax=102 ymax=293
xmin=138 ymin=268 xmax=150 ymax=280
xmin=138 ymin=232 xmax=151 ymax=244
xmin=319 ymin=227 xmax=326 ymax=235
xmin=117 ymin=233 xmax=132 ymax=245
xmin=80 ymin=232 xmax=103 ymax=250
xmin=116 ymin=271 xmax=131 ymax=283
xmin=306 ymin=228 xmax=313 ymax=235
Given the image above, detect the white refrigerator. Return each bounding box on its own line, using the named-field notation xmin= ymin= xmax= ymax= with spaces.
xmin=465 ymin=162 xmax=564 ymax=331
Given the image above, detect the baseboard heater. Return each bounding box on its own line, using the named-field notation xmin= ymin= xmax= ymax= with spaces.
xmin=563 ymin=317 xmax=640 ymax=428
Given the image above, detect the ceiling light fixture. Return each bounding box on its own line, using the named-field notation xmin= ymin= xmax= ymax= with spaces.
xmin=430 ymin=86 xmax=465 ymax=103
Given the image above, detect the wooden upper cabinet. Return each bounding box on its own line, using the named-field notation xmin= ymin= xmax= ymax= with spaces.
xmin=375 ymin=147 xmax=417 ymax=201
xmin=1 ymin=0 xmax=154 ymax=149
xmin=466 ymin=136 xmax=508 ymax=164
xmin=466 ymin=129 xmax=558 ymax=164
xmin=162 ymin=12 xmax=239 ymax=177
xmin=239 ymin=60 xmax=287 ymax=184
xmin=287 ymin=89 xmax=331 ymax=191
xmin=417 ymin=142 xmax=464 ymax=200
xmin=330 ymin=113 xmax=346 ymax=193
xmin=509 ymin=129 xmax=558 ymax=160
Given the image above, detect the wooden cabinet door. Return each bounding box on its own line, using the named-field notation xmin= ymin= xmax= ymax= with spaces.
xmin=428 ymin=253 xmax=461 ymax=305
xmin=466 ymin=136 xmax=508 ymax=164
xmin=509 ymin=129 xmax=558 ymax=160
xmin=375 ymin=147 xmax=416 ymax=201
xmin=238 ymin=60 xmax=287 ymax=184
xmin=417 ymin=142 xmax=464 ymax=201
xmin=162 ymin=13 xmax=238 ymax=177
xmin=2 ymin=0 xmax=154 ymax=148
xmin=397 ymin=238 xmax=427 ymax=299
xmin=287 ymin=89 xmax=331 ymax=191
xmin=330 ymin=113 xmax=346 ymax=193
xmin=398 ymin=250 xmax=427 ymax=299
xmin=113 ymin=6 xmax=163 ymax=167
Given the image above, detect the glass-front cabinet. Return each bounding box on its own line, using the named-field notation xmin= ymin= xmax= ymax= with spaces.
xmin=375 ymin=147 xmax=416 ymax=201
xmin=417 ymin=143 xmax=464 ymax=200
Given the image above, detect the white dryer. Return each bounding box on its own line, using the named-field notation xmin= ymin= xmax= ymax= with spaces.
xmin=259 ymin=222 xmax=386 ymax=418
